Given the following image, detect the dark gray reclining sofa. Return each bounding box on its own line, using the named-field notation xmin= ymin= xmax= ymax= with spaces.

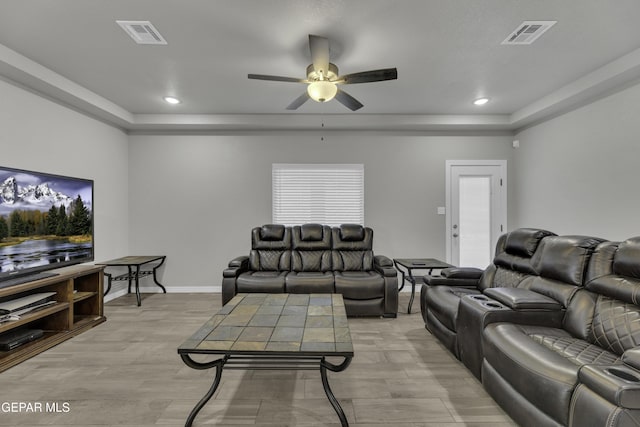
xmin=222 ymin=223 xmax=398 ymax=317
xmin=421 ymin=227 xmax=557 ymax=359
xmin=422 ymin=229 xmax=640 ymax=426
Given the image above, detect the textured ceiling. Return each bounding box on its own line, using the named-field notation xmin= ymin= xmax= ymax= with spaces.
xmin=1 ymin=0 xmax=639 ymax=131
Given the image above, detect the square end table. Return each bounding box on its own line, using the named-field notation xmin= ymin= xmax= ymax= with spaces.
xmin=393 ymin=258 xmax=453 ymax=313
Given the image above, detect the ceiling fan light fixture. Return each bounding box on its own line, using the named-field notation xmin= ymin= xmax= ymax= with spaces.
xmin=307 ymin=81 xmax=338 ymax=103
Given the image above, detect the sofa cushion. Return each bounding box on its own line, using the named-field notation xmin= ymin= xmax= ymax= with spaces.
xmin=332 ymin=225 xmax=373 ymax=250
xmin=334 ymin=271 xmax=384 ymax=299
xmin=504 ymin=228 xmax=557 ymax=257
xmin=249 ymin=249 xmax=291 ymax=271
xmin=291 ymin=224 xmax=332 ymax=272
xmin=493 ymin=254 xmax=537 ymax=275
xmin=251 ymin=225 xmax=291 ymax=250
xmin=587 ymin=239 xmax=640 ymax=304
xmin=590 ymin=295 xmax=640 ymax=355
xmin=528 ymin=332 xmax=620 ymax=365
xmin=585 ymin=241 xmax=619 ymax=283
xmin=261 ymin=224 xmax=285 ymax=241
xmin=300 ymin=223 xmax=325 ymax=241
xmin=333 ymin=250 xmax=373 ymax=271
xmin=285 ymin=272 xmax=334 ymax=293
xmin=291 ymin=250 xmax=332 ymax=272
xmin=491 ymin=228 xmax=556 ymax=275
xmin=614 ymin=237 xmax=640 ymax=279
xmin=515 ymin=236 xmax=604 ymax=308
xmin=483 ymin=323 xmax=592 ymax=425
xmin=339 ymin=224 xmax=365 ymax=241
xmin=236 ymin=271 xmax=287 ymax=293
xmin=491 ymin=267 xmax=532 ymax=288
xmin=293 ymin=224 xmax=332 ymax=249
xmin=532 ymin=235 xmax=605 ymax=286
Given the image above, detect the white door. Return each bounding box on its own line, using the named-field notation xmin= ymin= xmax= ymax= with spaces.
xmin=446 ymin=160 xmax=507 ymax=268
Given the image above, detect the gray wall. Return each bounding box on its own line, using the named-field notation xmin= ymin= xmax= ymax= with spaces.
xmin=0 ymin=79 xmax=130 ymax=271
xmin=512 ymin=81 xmax=640 ymax=241
xmin=9 ymin=68 xmax=640 ymax=292
xmin=128 ymin=132 xmax=513 ymax=289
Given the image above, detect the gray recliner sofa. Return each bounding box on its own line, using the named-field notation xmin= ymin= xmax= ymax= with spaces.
xmin=222 ymin=223 xmax=398 ymax=317
xmin=422 ymin=229 xmax=640 ymax=426
xmin=420 ymin=227 xmax=557 ymax=358
xmin=483 ymin=237 xmax=640 ymax=427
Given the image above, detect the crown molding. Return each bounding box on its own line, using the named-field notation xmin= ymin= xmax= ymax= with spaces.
xmin=2 ymin=42 xmax=640 ymax=134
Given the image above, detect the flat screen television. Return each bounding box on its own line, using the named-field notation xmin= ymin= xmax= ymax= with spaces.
xmin=0 ymin=166 xmax=93 ymax=284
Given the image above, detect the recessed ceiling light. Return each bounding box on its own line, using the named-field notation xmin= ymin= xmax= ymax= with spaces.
xmin=163 ymin=96 xmax=181 ymax=105
xmin=473 ymin=98 xmax=489 ymax=106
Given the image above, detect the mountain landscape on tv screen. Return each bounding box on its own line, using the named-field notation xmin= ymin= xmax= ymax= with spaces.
xmin=0 ymin=171 xmax=93 ymax=272
xmin=1 ymin=176 xmax=73 ymax=207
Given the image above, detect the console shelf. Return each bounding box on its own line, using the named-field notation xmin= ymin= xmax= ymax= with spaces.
xmin=0 ymin=265 xmax=105 ymax=372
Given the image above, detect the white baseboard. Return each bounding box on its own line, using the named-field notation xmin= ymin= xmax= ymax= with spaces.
xmin=103 ymin=284 xmax=413 ymax=303
xmin=104 ymin=285 xmax=222 ymax=302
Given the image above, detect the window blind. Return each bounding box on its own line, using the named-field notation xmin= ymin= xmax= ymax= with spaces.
xmin=272 ymin=164 xmax=364 ymax=226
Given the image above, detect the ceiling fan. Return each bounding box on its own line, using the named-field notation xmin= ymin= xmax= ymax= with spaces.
xmin=248 ymin=35 xmax=397 ymax=111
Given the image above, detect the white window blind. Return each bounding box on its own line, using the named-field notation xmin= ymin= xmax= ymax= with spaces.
xmin=272 ymin=164 xmax=364 ymax=226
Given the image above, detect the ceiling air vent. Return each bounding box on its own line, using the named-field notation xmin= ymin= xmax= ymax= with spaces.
xmin=116 ymin=20 xmax=167 ymax=45
xmin=502 ymin=21 xmax=556 ymax=45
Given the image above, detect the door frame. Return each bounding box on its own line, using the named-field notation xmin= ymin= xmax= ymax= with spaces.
xmin=445 ymin=160 xmax=507 ymax=266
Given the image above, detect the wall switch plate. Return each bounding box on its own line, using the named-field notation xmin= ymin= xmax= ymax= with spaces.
xmin=437 ymin=207 xmax=446 ymax=215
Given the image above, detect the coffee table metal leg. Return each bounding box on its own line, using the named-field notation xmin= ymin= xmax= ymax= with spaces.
xmin=320 ymin=357 xmax=352 ymax=427
xmin=181 ymin=355 xmax=227 ymax=427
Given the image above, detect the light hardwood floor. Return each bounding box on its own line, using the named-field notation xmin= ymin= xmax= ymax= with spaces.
xmin=0 ymin=293 xmax=517 ymax=426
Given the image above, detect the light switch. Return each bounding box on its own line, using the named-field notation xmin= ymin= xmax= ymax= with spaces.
xmin=437 ymin=207 xmax=446 ymax=215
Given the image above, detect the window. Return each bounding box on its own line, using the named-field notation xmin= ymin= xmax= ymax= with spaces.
xmin=272 ymin=164 xmax=364 ymax=226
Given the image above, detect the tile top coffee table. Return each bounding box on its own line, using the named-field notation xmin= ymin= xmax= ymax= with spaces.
xmin=178 ymin=293 xmax=354 ymax=426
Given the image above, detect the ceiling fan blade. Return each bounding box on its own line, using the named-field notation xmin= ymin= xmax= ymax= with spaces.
xmin=309 ymin=34 xmax=330 ymax=77
xmin=339 ymin=68 xmax=398 ymax=84
xmin=286 ymin=92 xmax=311 ymax=110
xmin=334 ymin=89 xmax=364 ymax=111
xmin=248 ymin=74 xmax=306 ymax=83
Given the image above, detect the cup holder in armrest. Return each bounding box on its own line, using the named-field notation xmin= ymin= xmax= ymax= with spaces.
xmin=483 ymin=301 xmax=506 ymax=309
xmin=580 ymin=365 xmax=640 ymax=409
xmin=470 ymin=295 xmax=489 ymax=301
xmin=606 ymin=368 xmax=640 ymax=383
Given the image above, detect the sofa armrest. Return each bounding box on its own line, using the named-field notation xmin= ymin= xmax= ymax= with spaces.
xmin=483 ymin=288 xmax=563 ymax=310
xmin=579 ymin=364 xmax=640 ymax=409
xmin=623 ymin=348 xmax=640 ymax=371
xmin=423 ymin=267 xmax=483 ymax=288
xmin=374 ymin=255 xmax=397 ymax=277
xmin=374 ymin=255 xmax=393 ymax=267
xmin=223 ymin=256 xmax=249 ymax=278
xmin=229 ymin=256 xmax=249 ymax=268
xmin=442 ymin=267 xmax=483 ymax=280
